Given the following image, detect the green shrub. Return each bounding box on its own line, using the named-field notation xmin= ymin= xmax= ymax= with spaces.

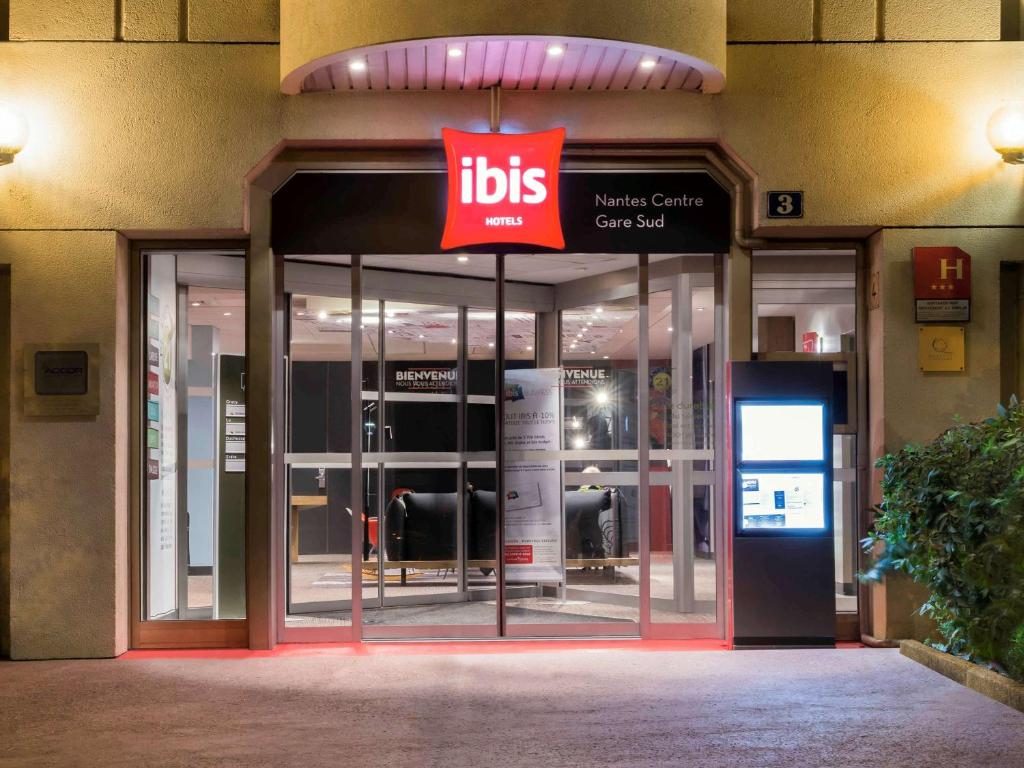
xmin=864 ymin=399 xmax=1024 ymax=682
xmin=1006 ymin=624 xmax=1024 ymax=682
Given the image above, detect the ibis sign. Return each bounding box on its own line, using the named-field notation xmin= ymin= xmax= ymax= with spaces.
xmin=440 ymin=127 xmax=565 ymax=250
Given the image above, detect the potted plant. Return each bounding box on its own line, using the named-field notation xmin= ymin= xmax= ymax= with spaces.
xmin=865 ymin=399 xmax=1024 ymax=687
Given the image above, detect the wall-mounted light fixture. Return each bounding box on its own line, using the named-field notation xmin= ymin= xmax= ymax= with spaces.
xmin=0 ymin=103 xmax=29 ymax=166
xmin=988 ymin=104 xmax=1024 ymax=165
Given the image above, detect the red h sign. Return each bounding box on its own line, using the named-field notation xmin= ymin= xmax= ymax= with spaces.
xmin=913 ymin=247 xmax=971 ymax=322
xmin=441 ymin=128 xmax=565 ymax=251
xmin=914 ymin=247 xmax=971 ymax=299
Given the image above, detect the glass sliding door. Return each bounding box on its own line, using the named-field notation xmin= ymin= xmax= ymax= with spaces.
xmin=285 ymin=290 xmax=373 ymax=629
xmin=501 ymin=254 xmax=642 ymax=636
xmin=279 ymin=249 xmax=726 ymax=641
xmin=646 ymin=256 xmax=724 ymax=634
xmin=359 ymin=254 xmax=500 ymax=638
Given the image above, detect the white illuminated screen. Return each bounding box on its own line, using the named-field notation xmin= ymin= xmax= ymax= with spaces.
xmin=739 ymin=403 xmax=825 ymax=462
xmin=740 ymin=472 xmax=826 ymax=530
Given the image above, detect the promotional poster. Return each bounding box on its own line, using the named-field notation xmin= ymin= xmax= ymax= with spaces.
xmin=503 ymin=368 xmax=563 ymax=582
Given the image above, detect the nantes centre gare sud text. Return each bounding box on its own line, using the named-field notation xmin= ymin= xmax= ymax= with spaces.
xmin=594 ymin=192 xmax=706 ymax=229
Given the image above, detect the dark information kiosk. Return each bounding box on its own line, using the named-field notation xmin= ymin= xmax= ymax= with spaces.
xmin=731 ymin=361 xmax=835 ymax=647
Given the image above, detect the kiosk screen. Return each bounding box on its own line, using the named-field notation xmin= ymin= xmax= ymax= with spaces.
xmin=739 ymin=472 xmax=826 ymax=531
xmin=738 ymin=403 xmax=825 ymax=462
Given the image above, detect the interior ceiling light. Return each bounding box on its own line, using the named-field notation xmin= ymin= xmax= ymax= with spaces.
xmin=547 ymin=44 xmax=565 ymax=57
xmin=457 ymin=255 xmax=469 ymax=262
xmin=223 ymin=312 xmax=231 ymax=317
xmin=191 ymin=301 xmax=202 ymax=307
xmin=317 ymin=310 xmax=328 ymax=321
xmin=595 ymin=307 xmax=603 ymax=314
xmin=336 ymin=317 xmax=344 ymax=324
xmin=639 ymin=58 xmax=657 ymax=70
xmin=448 ymin=47 xmax=463 ymax=58
xmin=349 ymin=59 xmax=367 ymax=73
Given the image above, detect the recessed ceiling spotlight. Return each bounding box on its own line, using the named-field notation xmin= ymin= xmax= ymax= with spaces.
xmin=602 ymin=355 xmax=609 ymax=359
xmin=448 ymin=47 xmax=463 ymax=58
xmin=595 ymin=307 xmax=603 ymax=314
xmin=387 ymin=329 xmax=395 ymax=334
xmin=668 ymin=326 xmax=673 ymax=332
xmin=590 ymin=350 xmax=596 ymax=355
xmin=385 ymin=311 xmax=395 ymax=318
xmin=526 ymin=345 xmax=533 ymax=351
xmin=586 ymin=321 xmax=592 ymax=326
xmin=223 ymin=312 xmax=231 ymax=317
xmin=349 ymin=59 xmax=367 ymax=73
xmin=190 ymin=301 xmax=202 ymax=307
xmin=451 ymin=338 xmax=457 ymax=344
xmin=570 ymin=343 xmax=577 ymax=349
xmin=457 ymin=255 xmax=469 ymax=262
xmin=296 ymin=311 xmax=305 ymax=317
xmin=547 ymin=44 xmax=565 ymax=57
xmin=639 ymin=58 xmax=657 ymax=70
xmin=697 ymin=306 xmax=705 ymax=312
xmin=418 ymin=334 xmax=425 ymax=339
xmin=488 ymin=342 xmax=495 ymax=348
xmin=317 ymin=310 xmax=328 ymax=321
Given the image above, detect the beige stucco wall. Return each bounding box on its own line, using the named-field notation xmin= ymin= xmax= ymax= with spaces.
xmin=7 ymin=0 xmax=1004 ymax=45
xmin=728 ymin=0 xmax=1001 ymax=41
xmin=9 ymin=0 xmax=278 ymax=42
xmin=2 ymin=42 xmax=1024 ymax=231
xmin=0 ymin=231 xmax=126 ymax=659
xmin=878 ymin=227 xmax=1016 ymax=449
xmin=1 ymin=30 xmax=1023 ymax=656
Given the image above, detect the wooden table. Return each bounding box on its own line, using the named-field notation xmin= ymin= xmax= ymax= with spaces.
xmin=289 ymin=495 xmax=328 ymax=563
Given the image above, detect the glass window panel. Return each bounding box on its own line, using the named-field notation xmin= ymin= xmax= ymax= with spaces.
xmin=648 ymin=258 xmax=719 ymax=626
xmin=144 ymin=251 xmax=246 ymax=621
xmin=504 ymin=254 xmax=640 ymax=628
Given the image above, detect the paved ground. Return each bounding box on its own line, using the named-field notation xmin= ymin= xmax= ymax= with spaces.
xmin=1 ymin=646 xmax=1021 ymax=767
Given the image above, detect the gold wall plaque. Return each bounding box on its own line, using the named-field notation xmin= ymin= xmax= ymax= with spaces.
xmin=918 ymin=326 xmax=964 ymax=372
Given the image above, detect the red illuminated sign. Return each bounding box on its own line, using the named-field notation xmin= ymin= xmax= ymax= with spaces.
xmin=913 ymin=246 xmax=971 ymax=322
xmin=441 ymin=127 xmax=565 ymax=250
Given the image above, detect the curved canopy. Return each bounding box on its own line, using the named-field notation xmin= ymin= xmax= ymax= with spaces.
xmin=280 ymin=0 xmax=726 ymax=95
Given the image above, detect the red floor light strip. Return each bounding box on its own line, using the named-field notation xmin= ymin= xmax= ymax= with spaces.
xmin=120 ymin=638 xmax=733 ymax=660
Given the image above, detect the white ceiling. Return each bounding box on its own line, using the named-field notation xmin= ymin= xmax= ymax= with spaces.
xmin=293 ymin=36 xmax=716 ymax=94
xmin=288 ymin=253 xmax=678 ymax=285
